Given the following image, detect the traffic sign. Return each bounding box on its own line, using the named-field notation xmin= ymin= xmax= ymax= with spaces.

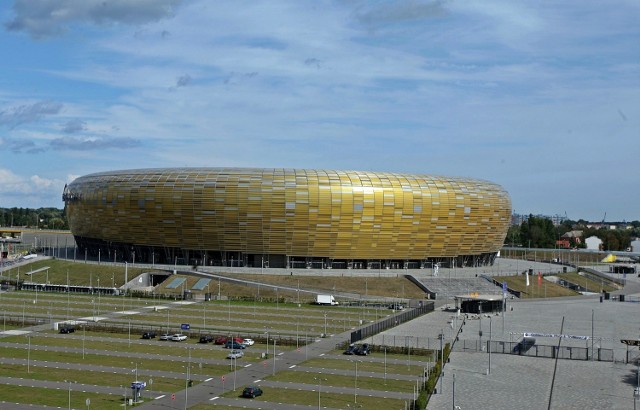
xmin=221 ymin=375 xmax=225 ymax=382
xmin=181 ymin=323 xmax=190 ymax=330
xmin=171 ymin=393 xmax=175 ymax=400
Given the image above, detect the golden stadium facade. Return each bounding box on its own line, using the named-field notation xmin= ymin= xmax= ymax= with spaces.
xmin=63 ymin=168 xmax=511 ymax=269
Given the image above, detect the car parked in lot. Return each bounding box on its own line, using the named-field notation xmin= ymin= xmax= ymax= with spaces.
xmin=215 ymin=336 xmax=244 ymax=345
xmin=227 ymin=350 xmax=244 ymax=359
xmin=199 ymin=335 xmax=214 ymax=343
xmin=225 ymin=340 xmax=246 ymax=349
xmin=389 ymin=303 xmax=405 ymax=310
xmin=159 ymin=333 xmax=172 ymax=341
xmin=171 ymin=334 xmax=188 ymax=342
xmin=343 ymin=343 xmax=357 ymax=355
xmin=241 ymin=338 xmax=255 ymax=346
xmin=242 ymin=386 xmax=263 ymax=398
xmin=355 ymin=343 xmax=371 ymax=356
xmin=59 ymin=326 xmax=75 ymax=334
xmin=142 ymin=332 xmax=156 ymax=339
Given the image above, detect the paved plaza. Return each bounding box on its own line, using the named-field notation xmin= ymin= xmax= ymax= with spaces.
xmin=364 ymin=259 xmax=640 ymax=410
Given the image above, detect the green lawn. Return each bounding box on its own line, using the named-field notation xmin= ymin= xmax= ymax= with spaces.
xmin=494 ymin=275 xmax=579 ymax=298
xmin=0 ymin=362 xmax=185 ymax=392
xmin=0 ymin=385 xmax=123 ymax=410
xmin=556 ymin=272 xmax=616 ymax=292
xmin=0 ymin=346 xmax=229 ymax=376
xmin=302 ymin=356 xmax=431 ymax=376
xmin=221 ymin=384 xmax=408 ymax=409
xmin=269 ymin=370 xmax=415 ymax=392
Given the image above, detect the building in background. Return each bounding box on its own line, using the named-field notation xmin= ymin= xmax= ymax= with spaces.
xmin=63 ymin=168 xmax=511 ymax=269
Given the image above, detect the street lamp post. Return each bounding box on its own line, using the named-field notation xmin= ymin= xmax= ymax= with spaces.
xmin=184 ymin=348 xmax=191 ymax=410
xmin=354 ymin=359 xmax=360 ymax=404
xmin=488 ymin=316 xmax=492 ymax=374
xmin=452 ymin=373 xmax=456 ymax=410
xmin=314 ymin=377 xmax=326 ymax=410
xmin=324 ymin=313 xmax=327 ymax=337
xmin=64 ymin=380 xmax=74 ymax=410
xmin=27 ymin=335 xmax=31 ymax=373
xmin=439 ymin=329 xmax=444 ymax=394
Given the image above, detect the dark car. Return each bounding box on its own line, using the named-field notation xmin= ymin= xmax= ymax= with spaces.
xmin=242 ymin=386 xmax=263 ymax=398
xmin=142 ymin=332 xmax=157 ymax=339
xmin=59 ymin=326 xmax=75 ymax=334
xmin=355 ymin=343 xmax=371 ymax=356
xmin=199 ymin=335 xmax=214 ymax=344
xmin=344 ymin=344 xmax=357 ymax=355
xmin=389 ymin=303 xmax=405 ymax=310
xmin=225 ymin=340 xmax=246 ymax=349
xmin=513 ymin=336 xmax=536 ymax=353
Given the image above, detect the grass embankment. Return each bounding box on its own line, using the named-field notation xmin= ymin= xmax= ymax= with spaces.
xmin=555 ymin=272 xmax=617 ymax=293
xmin=0 ymin=385 xmax=119 ymax=410
xmin=231 ymin=273 xmax=427 ymax=299
xmin=494 ymin=275 xmax=579 ymax=298
xmin=220 ymin=385 xmax=406 ymax=409
xmin=6 ymin=259 xmax=427 ymax=303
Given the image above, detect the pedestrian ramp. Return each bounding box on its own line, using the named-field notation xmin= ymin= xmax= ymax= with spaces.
xmin=418 ymin=277 xmax=502 ymax=298
xmin=165 ymin=277 xmax=186 ymax=289
xmin=191 ymin=278 xmax=211 ymax=291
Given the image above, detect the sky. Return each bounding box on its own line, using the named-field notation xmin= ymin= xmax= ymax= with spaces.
xmin=0 ymin=0 xmax=638 ymax=222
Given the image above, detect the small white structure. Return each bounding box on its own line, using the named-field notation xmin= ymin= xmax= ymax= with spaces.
xmin=585 ymin=235 xmax=603 ymax=251
xmin=631 ymin=239 xmax=640 ymax=253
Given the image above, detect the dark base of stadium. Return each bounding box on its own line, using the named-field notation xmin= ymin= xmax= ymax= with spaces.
xmin=73 ymin=236 xmax=498 ymax=269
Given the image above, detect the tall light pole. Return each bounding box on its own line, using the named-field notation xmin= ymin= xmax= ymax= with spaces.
xmin=439 ymin=329 xmax=444 ymax=394
xmin=27 ymin=335 xmax=31 ymax=373
xmin=488 ymin=316 xmax=492 ymax=374
xmin=452 ymin=373 xmax=456 ymax=410
xmin=65 ymin=380 xmax=74 ymax=410
xmin=184 ymin=348 xmax=191 ymax=410
xmin=324 ymin=313 xmax=327 ymax=337
xmin=272 ymin=338 xmax=276 ymax=375
xmin=314 ymin=377 xmax=326 ymax=410
xmin=202 ymin=297 xmax=206 ymax=331
xmin=354 ymin=360 xmax=359 ymax=404
xmin=97 ymin=278 xmax=101 ymax=318
xmin=384 ymin=346 xmax=387 ymax=384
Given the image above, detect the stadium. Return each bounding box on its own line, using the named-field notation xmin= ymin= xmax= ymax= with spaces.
xmin=63 ymin=168 xmax=511 ymax=269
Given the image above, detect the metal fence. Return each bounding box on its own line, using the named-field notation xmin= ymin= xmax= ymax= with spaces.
xmin=453 ymin=339 xmax=614 ymax=362
xmin=350 ymin=302 xmax=434 ymax=344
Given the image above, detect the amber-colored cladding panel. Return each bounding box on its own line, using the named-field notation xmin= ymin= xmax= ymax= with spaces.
xmin=64 ymin=168 xmax=511 ymax=259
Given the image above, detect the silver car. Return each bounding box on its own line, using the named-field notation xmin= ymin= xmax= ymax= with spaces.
xmin=227 ymin=350 xmax=244 ymax=359
xmin=171 ymin=333 xmax=188 ymax=342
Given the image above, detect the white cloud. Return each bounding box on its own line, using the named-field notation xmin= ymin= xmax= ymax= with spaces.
xmin=0 ymin=168 xmax=66 ymax=207
xmin=5 ymin=0 xmax=183 ymax=38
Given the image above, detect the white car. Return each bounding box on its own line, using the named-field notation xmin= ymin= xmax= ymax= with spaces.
xmin=242 ymin=338 xmax=255 ymax=346
xmin=171 ymin=334 xmax=188 ymax=342
xmin=227 ymin=350 xmax=244 ymax=359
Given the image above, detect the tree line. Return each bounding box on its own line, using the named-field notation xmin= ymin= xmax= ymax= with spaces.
xmin=0 ymin=207 xmax=68 ymax=230
xmin=506 ymin=215 xmax=640 ymax=251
